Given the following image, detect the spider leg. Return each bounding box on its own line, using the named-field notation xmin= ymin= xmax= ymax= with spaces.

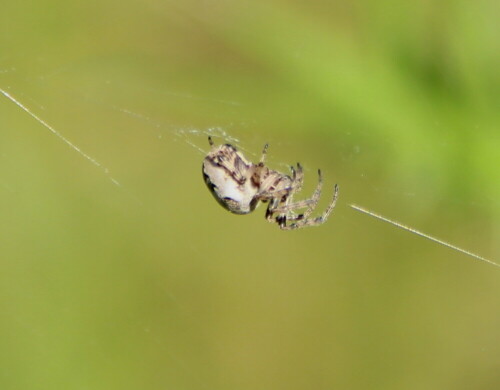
xmin=284 ymin=163 xmax=304 ymax=202
xmin=259 ymin=164 xmax=311 ymax=227
xmin=267 ymin=196 xmax=318 ymax=229
xmin=279 ymin=184 xmax=339 ymax=230
xmin=265 ymin=196 xmax=306 ymax=228
xmin=291 ymin=163 xmax=304 ymax=194
xmin=321 ymin=183 xmax=340 ymax=220
xmin=264 ymin=166 xmax=313 ymax=225
xmin=257 ymin=187 xmax=290 ymax=200
xmin=270 ymin=198 xmax=315 ymax=214
xmin=272 ymin=169 xmax=322 ymax=217
xmin=259 ymin=143 xmax=269 ymax=164
xmin=301 ymin=169 xmax=324 ymax=220
xmin=261 ymin=188 xmax=298 ymax=220
xmin=208 ymin=136 xmax=214 ymax=146
xmin=265 ymin=198 xmax=283 ymax=223
xmin=272 ymin=163 xmax=304 ymax=220
xmin=258 ymin=164 xmax=302 ymax=202
xmin=266 ymin=199 xmax=308 ymax=228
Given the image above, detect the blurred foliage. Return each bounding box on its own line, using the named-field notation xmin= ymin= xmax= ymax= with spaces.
xmin=1 ymin=1 xmax=499 ymax=389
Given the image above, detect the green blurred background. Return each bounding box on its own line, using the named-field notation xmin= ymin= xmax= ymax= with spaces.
xmin=1 ymin=1 xmax=499 ymax=389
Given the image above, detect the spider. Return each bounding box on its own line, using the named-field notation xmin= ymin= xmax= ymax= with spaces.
xmin=202 ymin=136 xmax=339 ymax=230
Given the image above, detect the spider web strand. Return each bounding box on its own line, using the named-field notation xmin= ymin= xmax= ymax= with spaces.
xmin=1 ymin=88 xmax=121 ymax=187
xmin=350 ymin=204 xmax=499 ymax=268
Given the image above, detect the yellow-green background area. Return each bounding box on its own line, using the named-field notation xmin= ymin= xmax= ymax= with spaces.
xmin=1 ymin=1 xmax=499 ymax=389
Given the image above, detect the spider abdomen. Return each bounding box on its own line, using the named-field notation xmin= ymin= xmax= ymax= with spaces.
xmin=203 ymin=144 xmax=259 ymax=214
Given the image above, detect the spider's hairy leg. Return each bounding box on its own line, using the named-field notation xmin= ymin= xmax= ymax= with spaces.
xmin=268 ymin=201 xmax=291 ymax=229
xmin=265 ymin=198 xmax=282 ymax=223
xmin=273 ymin=169 xmax=324 ymax=222
xmin=277 ymin=163 xmax=304 ymax=220
xmin=267 ymin=193 xmax=316 ymax=226
xmin=271 ymin=203 xmax=316 ymax=229
xmin=261 ymin=165 xmax=307 ymax=223
xmin=257 ymin=187 xmax=288 ymax=199
xmin=270 ymin=198 xmax=315 ymax=215
xmin=322 ymin=183 xmax=340 ymax=220
xmin=291 ymin=162 xmax=304 ymax=194
xmin=279 ymin=183 xmax=339 ymax=230
xmin=301 ymin=169 xmax=324 ymax=220
xmin=257 ymin=166 xmax=302 ymax=201
xmin=265 ymin=196 xmax=305 ymax=228
xmin=259 ymin=143 xmax=269 ymax=164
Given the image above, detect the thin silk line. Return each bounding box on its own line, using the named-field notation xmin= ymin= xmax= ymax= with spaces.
xmin=1 ymin=88 xmax=121 ymax=186
xmin=350 ymin=204 xmax=499 ymax=268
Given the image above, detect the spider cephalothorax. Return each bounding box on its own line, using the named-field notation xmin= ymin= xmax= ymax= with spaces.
xmin=202 ymin=137 xmax=339 ymax=230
